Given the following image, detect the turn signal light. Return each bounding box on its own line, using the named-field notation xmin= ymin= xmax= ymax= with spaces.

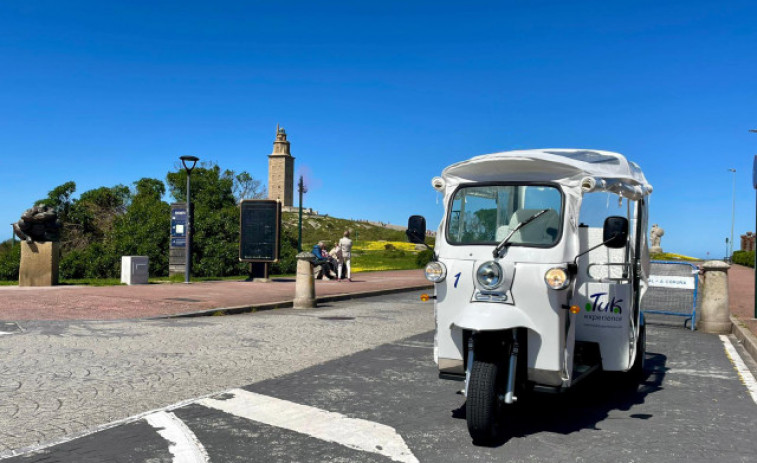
xmin=569 ymin=305 xmax=580 ymax=314
xmin=420 ymin=294 xmax=430 ymax=302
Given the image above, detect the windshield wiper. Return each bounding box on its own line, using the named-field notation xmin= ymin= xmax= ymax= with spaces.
xmin=492 ymin=209 xmax=549 ymax=258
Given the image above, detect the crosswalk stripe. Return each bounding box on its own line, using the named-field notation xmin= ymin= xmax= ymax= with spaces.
xmin=200 ymin=389 xmax=419 ymax=463
xmin=145 ymin=411 xmax=210 ymax=463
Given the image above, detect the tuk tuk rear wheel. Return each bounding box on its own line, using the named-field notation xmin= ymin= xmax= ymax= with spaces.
xmin=466 ymin=359 xmax=505 ymax=444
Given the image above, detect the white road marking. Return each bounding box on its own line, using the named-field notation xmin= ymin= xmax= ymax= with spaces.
xmin=0 ymin=393 xmax=223 ymax=459
xmin=145 ymin=411 xmax=209 ymax=463
xmin=664 ymin=368 xmax=733 ymax=380
xmin=720 ymin=335 xmax=757 ymax=404
xmin=200 ymin=388 xmax=419 ymax=463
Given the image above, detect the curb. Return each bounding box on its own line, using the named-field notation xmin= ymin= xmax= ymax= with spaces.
xmin=731 ymin=315 xmax=757 ymax=363
xmin=149 ymin=284 xmax=434 ymax=320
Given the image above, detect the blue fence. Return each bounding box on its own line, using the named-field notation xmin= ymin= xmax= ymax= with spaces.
xmin=641 ymin=260 xmax=700 ymax=330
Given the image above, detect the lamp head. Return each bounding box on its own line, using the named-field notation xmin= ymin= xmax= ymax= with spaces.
xmin=180 ymin=155 xmax=200 ymax=173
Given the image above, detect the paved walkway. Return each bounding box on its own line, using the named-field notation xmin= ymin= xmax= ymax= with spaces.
xmin=0 ymin=270 xmax=432 ymax=321
xmin=2 ymin=264 xmax=755 ymax=340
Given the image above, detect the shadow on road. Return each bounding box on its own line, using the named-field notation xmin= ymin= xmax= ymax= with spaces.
xmin=452 ymin=351 xmax=668 ymax=447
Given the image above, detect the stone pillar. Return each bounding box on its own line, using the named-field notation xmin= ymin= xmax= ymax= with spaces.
xmin=19 ymin=241 xmax=60 ymax=286
xmin=697 ymin=260 xmax=731 ymax=334
xmin=294 ymin=252 xmax=316 ymax=309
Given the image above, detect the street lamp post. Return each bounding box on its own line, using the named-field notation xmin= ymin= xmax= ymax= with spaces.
xmin=180 ymin=155 xmax=199 ymax=284
xmin=297 ymin=175 xmax=307 ymax=252
xmin=728 ymin=168 xmax=736 ymax=262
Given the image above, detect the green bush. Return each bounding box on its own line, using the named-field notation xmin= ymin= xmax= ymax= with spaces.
xmin=415 ymin=249 xmax=434 ymax=267
xmin=60 ymin=243 xmax=119 ymax=279
xmin=732 ymin=250 xmax=755 ymax=268
xmin=270 ymin=226 xmax=299 ymax=275
xmin=60 ymin=249 xmax=87 ymax=279
xmin=0 ymin=244 xmax=21 ymax=280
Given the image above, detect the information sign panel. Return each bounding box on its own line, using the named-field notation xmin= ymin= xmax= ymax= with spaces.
xmin=239 ymin=200 xmax=281 ymax=262
xmin=171 ymin=205 xmax=187 ymax=239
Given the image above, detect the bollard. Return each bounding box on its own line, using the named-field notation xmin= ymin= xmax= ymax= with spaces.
xmin=697 ymin=260 xmax=731 ymax=334
xmin=294 ymin=252 xmax=316 ymax=309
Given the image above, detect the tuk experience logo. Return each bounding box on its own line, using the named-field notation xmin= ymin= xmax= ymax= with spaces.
xmin=583 ymin=292 xmax=624 ymax=323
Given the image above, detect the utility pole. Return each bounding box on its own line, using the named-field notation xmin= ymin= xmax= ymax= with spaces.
xmin=750 ymin=129 xmax=757 ymax=317
xmin=728 ymin=168 xmax=736 ymax=261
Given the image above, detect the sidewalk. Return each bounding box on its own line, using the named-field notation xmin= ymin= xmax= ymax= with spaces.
xmin=0 ymin=270 xmax=432 ymax=321
xmin=727 ymin=263 xmax=757 ymax=359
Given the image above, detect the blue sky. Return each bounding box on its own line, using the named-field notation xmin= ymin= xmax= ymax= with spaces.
xmin=1 ymin=1 xmax=755 ymax=259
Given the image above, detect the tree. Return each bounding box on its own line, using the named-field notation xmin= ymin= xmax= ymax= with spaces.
xmin=110 ymin=178 xmax=171 ymax=277
xmin=232 ymin=171 xmax=266 ymax=203
xmin=37 ymin=181 xmax=76 ymax=221
xmin=166 ymin=163 xmax=250 ymax=277
xmin=63 ymin=184 xmax=130 ymax=253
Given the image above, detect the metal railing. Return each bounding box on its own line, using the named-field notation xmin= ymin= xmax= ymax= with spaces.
xmin=641 ymin=261 xmax=699 ymax=330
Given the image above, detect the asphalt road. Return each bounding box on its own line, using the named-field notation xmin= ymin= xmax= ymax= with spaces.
xmin=2 ymin=292 xmax=756 ymax=462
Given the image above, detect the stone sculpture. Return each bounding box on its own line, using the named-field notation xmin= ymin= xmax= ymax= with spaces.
xmin=13 ymin=204 xmax=62 ymax=243
xmin=650 ymin=223 xmax=664 ymax=253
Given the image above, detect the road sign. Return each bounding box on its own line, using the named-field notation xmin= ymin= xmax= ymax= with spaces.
xmin=239 ymin=200 xmax=281 ymax=262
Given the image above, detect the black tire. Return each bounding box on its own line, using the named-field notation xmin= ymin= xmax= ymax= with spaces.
xmin=629 ymin=322 xmax=646 ymax=380
xmin=466 ymin=359 xmax=505 ymax=444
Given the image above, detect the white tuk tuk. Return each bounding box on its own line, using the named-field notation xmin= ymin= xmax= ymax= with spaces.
xmin=406 ymin=149 xmax=652 ymax=443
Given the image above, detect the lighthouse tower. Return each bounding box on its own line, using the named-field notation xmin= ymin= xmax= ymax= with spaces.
xmin=267 ymin=125 xmax=294 ymax=207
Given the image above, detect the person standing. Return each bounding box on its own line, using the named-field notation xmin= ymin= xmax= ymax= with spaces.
xmin=338 ymin=230 xmax=353 ymax=281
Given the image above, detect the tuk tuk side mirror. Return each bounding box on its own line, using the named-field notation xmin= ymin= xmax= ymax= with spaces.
xmin=407 ymin=215 xmax=427 ymax=244
xmin=603 ymin=216 xmax=629 ymax=248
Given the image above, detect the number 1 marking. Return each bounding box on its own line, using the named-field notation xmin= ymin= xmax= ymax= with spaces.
xmin=454 ymin=272 xmax=461 ymax=288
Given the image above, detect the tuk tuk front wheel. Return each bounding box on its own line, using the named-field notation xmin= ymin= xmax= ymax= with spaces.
xmin=466 ymin=359 xmax=505 ymax=444
xmin=629 ymin=322 xmax=646 ymax=380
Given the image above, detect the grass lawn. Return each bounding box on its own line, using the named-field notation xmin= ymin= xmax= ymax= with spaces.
xmin=650 ymin=252 xmax=701 ymax=262
xmin=351 ymin=250 xmax=421 ymax=272
xmin=0 ymin=241 xmax=426 ymax=286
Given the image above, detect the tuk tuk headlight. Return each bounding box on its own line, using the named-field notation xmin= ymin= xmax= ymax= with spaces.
xmin=476 ymin=261 xmax=503 ymax=290
xmin=545 ymin=267 xmax=570 ymax=290
xmin=424 ymin=261 xmax=447 ymax=283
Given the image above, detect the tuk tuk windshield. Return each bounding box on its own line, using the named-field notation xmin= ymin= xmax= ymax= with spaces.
xmin=447 ymin=184 xmax=563 ymax=246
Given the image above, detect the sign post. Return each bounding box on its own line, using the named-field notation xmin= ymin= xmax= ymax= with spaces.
xmin=239 ymin=199 xmax=281 ymax=282
xmin=169 ymin=203 xmax=188 ymax=277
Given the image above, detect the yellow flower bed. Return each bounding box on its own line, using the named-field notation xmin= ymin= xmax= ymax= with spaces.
xmin=353 ymin=240 xmax=419 ymax=252
xmin=351 ymin=265 xmax=395 ymax=272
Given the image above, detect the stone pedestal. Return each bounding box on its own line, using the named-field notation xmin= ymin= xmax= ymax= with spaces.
xmin=19 ymin=241 xmax=60 ymax=286
xmin=293 ymin=252 xmax=316 ymax=309
xmin=697 ymin=260 xmax=731 ymax=334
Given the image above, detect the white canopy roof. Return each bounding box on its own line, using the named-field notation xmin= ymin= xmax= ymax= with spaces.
xmin=439 ymin=149 xmax=652 ymax=200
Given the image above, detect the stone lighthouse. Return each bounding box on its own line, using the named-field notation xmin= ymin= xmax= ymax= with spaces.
xmin=268 ymin=125 xmax=294 ymax=207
